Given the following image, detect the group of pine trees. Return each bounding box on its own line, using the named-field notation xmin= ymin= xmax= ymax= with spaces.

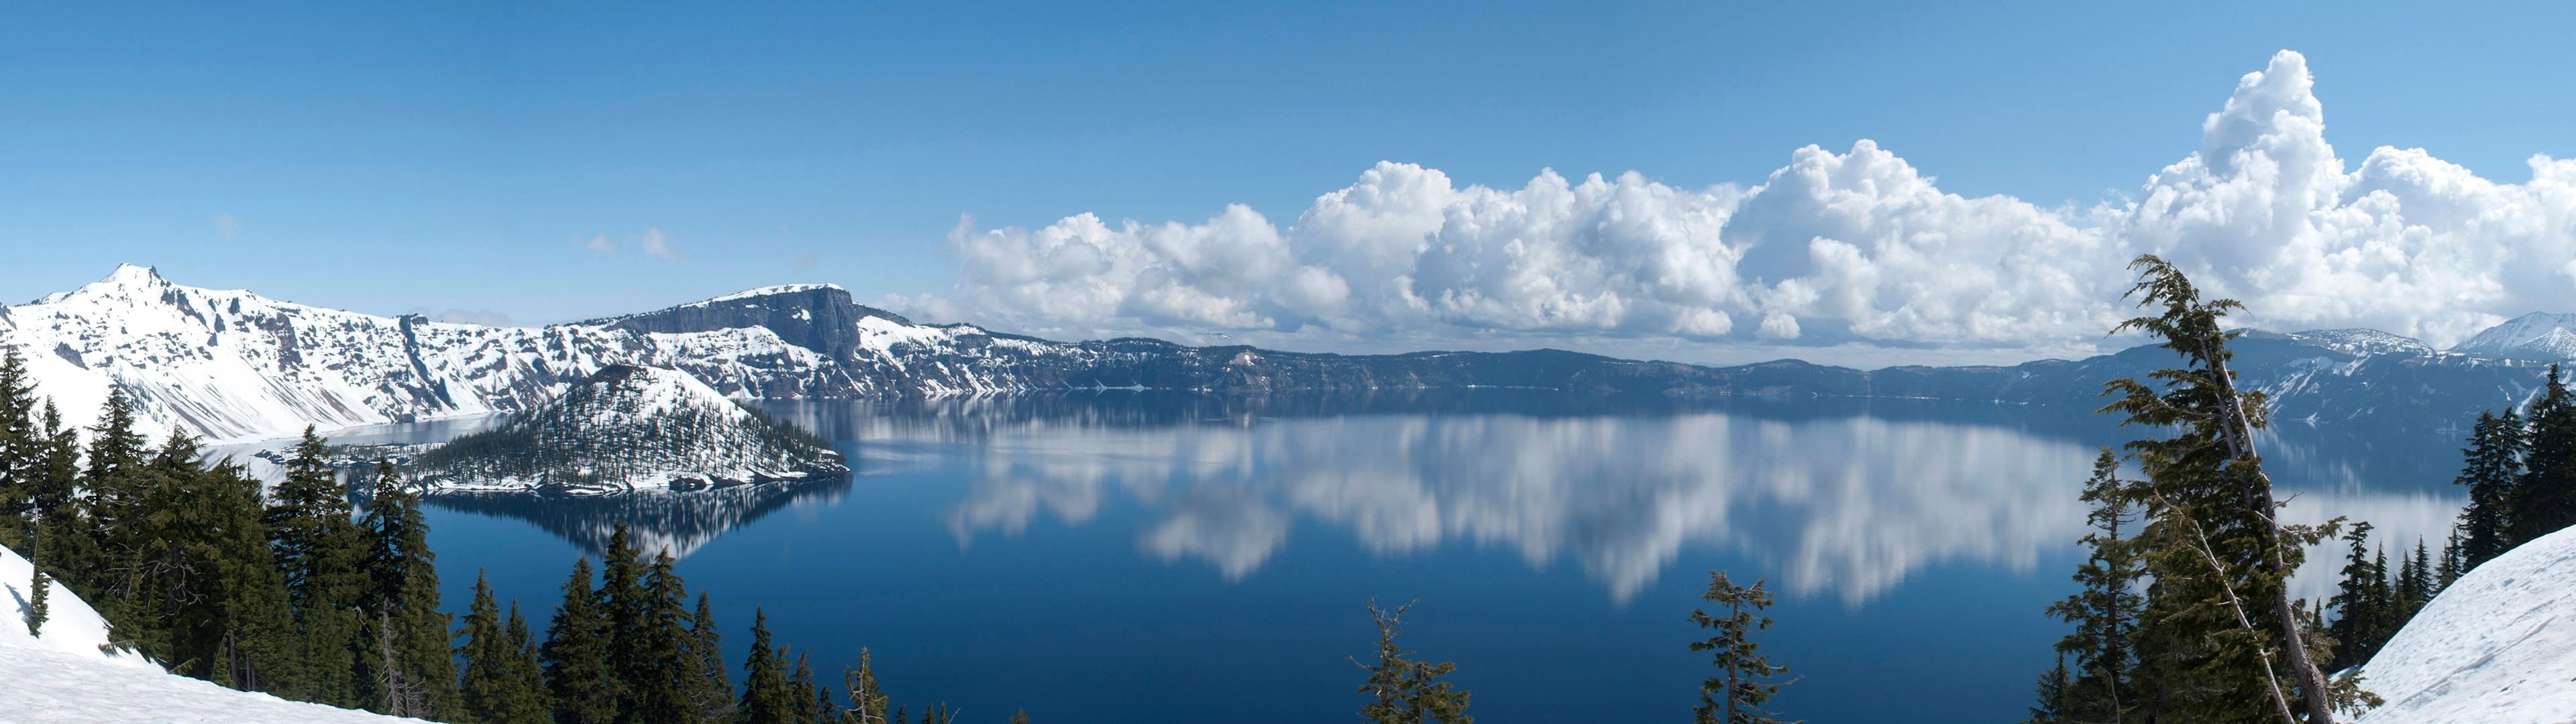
xmin=0 ymin=348 xmax=452 ymax=710
xmin=0 ymin=350 xmax=1020 ymax=723
xmin=2026 ymin=258 xmax=2576 ymax=724
xmin=1350 ymin=568 xmax=1800 ymax=724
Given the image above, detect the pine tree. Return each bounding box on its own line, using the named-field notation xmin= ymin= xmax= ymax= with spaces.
xmin=741 ymin=609 xmax=798 ymax=723
xmin=79 ymin=387 xmax=148 ymax=603
xmin=2402 ymin=538 xmax=2434 ymax=615
xmin=2021 ymin=656 xmax=2072 ymax=724
xmin=460 ymin=572 xmax=515 ymax=720
xmin=1354 ymin=599 xmax=1473 ymax=724
xmin=262 ymin=425 xmax=367 ymax=706
xmin=686 ymin=593 xmax=737 ymax=723
xmin=635 ymin=548 xmax=696 ymax=721
xmin=845 ymin=649 xmax=890 ymax=724
xmin=601 ymin=523 xmax=649 ymax=717
xmin=2514 ymin=365 xmax=2576 ymax=546
xmin=206 ymin=457 xmax=299 ymax=695
xmin=792 ymin=652 xmax=828 ymax=723
xmin=2435 ymin=526 xmax=2465 ymax=591
xmin=2328 ymin=522 xmax=2375 ymax=670
xmin=543 ymin=556 xmax=624 ymax=724
xmin=0 ymin=348 xmax=38 ymax=550
xmin=497 ymin=602 xmax=559 ymax=723
xmin=2099 ymin=255 xmax=2341 ymax=723
xmin=1689 ymin=572 xmax=1793 ymax=724
xmin=2040 ymin=448 xmax=2143 ymax=722
xmin=25 ymin=528 xmax=49 ymax=637
xmin=2453 ymin=410 xmax=2524 ymax=570
xmin=361 ymin=459 xmax=453 ymax=716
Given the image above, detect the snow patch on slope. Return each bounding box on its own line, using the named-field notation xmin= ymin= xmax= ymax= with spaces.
xmin=3 ymin=543 xmax=413 ymax=722
xmin=2357 ymin=524 xmax=2576 ymax=723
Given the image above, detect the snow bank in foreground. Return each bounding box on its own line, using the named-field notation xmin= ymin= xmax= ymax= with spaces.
xmin=2 ymin=544 xmax=412 ymax=723
xmin=2358 ymin=524 xmax=2576 ymax=723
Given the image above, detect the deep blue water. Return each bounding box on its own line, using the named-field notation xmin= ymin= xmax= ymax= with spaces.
xmin=414 ymin=391 xmax=2463 ymax=723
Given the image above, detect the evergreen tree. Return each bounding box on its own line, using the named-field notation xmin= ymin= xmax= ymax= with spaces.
xmin=480 ymin=601 xmax=558 ymax=723
xmin=543 ymin=556 xmax=624 ymax=724
xmin=2514 ymin=365 xmax=2576 ymax=546
xmin=361 ymin=459 xmax=453 ymax=716
xmin=845 ymin=649 xmax=890 ymax=724
xmin=2021 ymin=656 xmax=2072 ymax=724
xmin=79 ymin=387 xmax=148 ymax=602
xmin=1689 ymin=572 xmax=1793 ymax=724
xmin=2436 ymin=527 xmax=2465 ymax=591
xmin=2453 ymin=410 xmax=2524 ymax=570
xmin=262 ymin=425 xmax=367 ymax=706
xmin=740 ymin=609 xmax=798 ymax=723
xmin=460 ymin=572 xmax=515 ymax=720
xmin=600 ymin=522 xmax=649 ymax=717
xmin=686 ymin=593 xmax=737 ymax=723
xmin=1354 ymin=599 xmax=1473 ymax=724
xmin=2328 ymin=524 xmax=2377 ymax=670
xmin=25 ymin=528 xmax=48 ymax=637
xmin=2040 ymin=448 xmax=2143 ymax=722
xmin=635 ymin=548 xmax=696 ymax=721
xmin=2401 ymin=538 xmax=2434 ymax=615
xmin=205 ymin=457 xmax=299 ymax=695
xmin=792 ymin=652 xmax=828 ymax=723
xmin=0 ymin=349 xmax=38 ymax=548
xmin=2099 ymin=256 xmax=2341 ymax=723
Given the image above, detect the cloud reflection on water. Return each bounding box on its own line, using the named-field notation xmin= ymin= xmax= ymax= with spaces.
xmin=943 ymin=411 xmax=2107 ymax=605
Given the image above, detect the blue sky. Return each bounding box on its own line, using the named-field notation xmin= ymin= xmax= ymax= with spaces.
xmin=7 ymin=2 xmax=2575 ymax=363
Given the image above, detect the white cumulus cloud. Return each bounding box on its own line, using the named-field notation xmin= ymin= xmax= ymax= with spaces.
xmin=641 ymin=227 xmax=679 ymax=260
xmin=917 ymin=50 xmax=2576 ymax=357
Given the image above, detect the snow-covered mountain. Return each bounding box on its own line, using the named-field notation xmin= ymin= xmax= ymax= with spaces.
xmin=0 ymin=265 xmax=1148 ymax=443
xmin=2357 ymin=524 xmax=2576 ymax=723
xmin=1 ymin=544 xmax=413 ymax=722
xmin=407 ymin=365 xmax=847 ymax=495
xmin=5 ymin=264 xmax=2575 ymax=445
xmin=2451 ymin=312 xmax=2576 ymax=361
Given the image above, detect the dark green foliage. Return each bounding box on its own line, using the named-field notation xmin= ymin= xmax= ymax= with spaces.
xmin=600 ymin=523 xmax=650 ymax=717
xmin=2399 ymin=538 xmax=2433 ymax=615
xmin=544 ymin=556 xmax=625 ymax=724
xmin=1689 ymin=572 xmax=1794 ymax=724
xmin=740 ymin=608 xmax=798 ymax=723
xmin=2328 ymin=523 xmax=2382 ymax=670
xmin=498 ymin=603 xmax=559 ymax=722
xmin=263 ymin=425 xmax=369 ymax=706
xmin=2097 ymin=255 xmax=2340 ymax=723
xmin=845 ymin=649 xmax=890 ymax=724
xmin=686 ymin=593 xmax=737 ymax=723
xmin=792 ymin=652 xmax=830 ymax=723
xmin=2037 ymin=448 xmax=2143 ymax=723
xmin=2436 ymin=527 xmax=2465 ymax=591
xmin=1353 ymin=598 xmax=1472 ymax=724
xmin=2453 ymin=410 xmax=2524 ymax=570
xmin=2512 ymin=365 xmax=2576 ymax=547
xmin=0 ymin=349 xmax=38 ymax=548
xmin=461 ymin=572 xmax=544 ymax=721
xmin=635 ymin=548 xmax=696 ymax=721
xmin=25 ymin=529 xmax=48 ymax=637
xmin=2021 ymin=656 xmax=2072 ymax=724
xmin=360 ymin=459 xmax=453 ymax=716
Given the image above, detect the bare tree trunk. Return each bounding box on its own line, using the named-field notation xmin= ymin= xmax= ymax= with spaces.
xmin=2203 ymin=344 xmax=2335 ymax=724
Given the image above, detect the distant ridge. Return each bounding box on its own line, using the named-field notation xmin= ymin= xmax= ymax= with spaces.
xmin=0 ymin=264 xmax=2569 ymax=442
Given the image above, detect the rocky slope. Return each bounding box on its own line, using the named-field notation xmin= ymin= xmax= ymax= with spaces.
xmin=1 ymin=265 xmax=2568 ymax=443
xmin=406 ymin=365 xmax=848 ymax=495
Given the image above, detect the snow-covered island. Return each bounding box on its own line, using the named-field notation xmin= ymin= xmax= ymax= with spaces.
xmin=405 ymin=364 xmax=849 ymax=496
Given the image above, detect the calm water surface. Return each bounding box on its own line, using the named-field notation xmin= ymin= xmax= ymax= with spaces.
xmin=409 ymin=391 xmax=2462 ymax=723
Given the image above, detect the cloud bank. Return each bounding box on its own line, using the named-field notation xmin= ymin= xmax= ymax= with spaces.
xmin=915 ymin=51 xmax=2576 ymax=359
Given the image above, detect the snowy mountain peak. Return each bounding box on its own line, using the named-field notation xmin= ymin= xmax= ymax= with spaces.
xmin=2452 ymin=312 xmax=2576 ymax=361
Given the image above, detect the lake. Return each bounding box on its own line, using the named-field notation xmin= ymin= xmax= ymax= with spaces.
xmin=408 ymin=390 xmax=2467 ymax=723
